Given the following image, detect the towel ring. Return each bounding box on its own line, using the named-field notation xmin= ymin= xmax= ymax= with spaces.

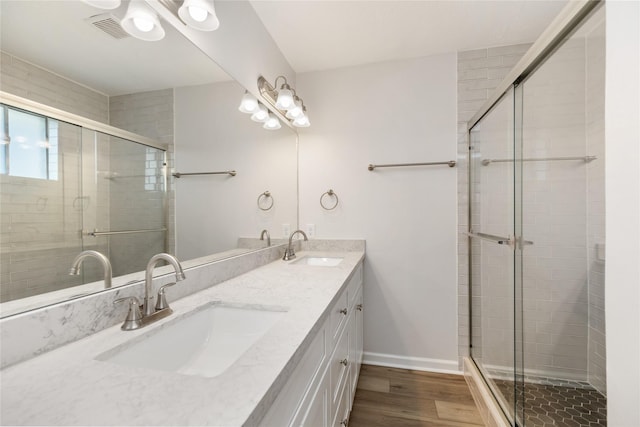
xmin=257 ymin=191 xmax=274 ymax=211
xmin=320 ymin=189 xmax=339 ymax=210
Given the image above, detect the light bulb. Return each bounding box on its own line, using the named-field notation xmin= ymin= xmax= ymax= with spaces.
xmin=293 ymin=114 xmax=310 ymax=128
xmin=286 ymin=99 xmax=303 ymax=119
xmin=263 ymin=114 xmax=281 ymax=130
xmin=189 ymin=6 xmax=208 ymax=22
xmin=133 ymin=16 xmax=154 ymax=32
xmin=238 ymin=92 xmax=259 ymax=113
xmin=275 ymin=87 xmax=294 ymax=110
xmin=251 ymin=105 xmax=269 ymax=123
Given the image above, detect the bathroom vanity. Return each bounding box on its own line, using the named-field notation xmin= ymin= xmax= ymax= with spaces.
xmin=0 ymin=245 xmax=365 ymax=426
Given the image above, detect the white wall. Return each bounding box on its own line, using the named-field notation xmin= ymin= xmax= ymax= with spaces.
xmin=605 ymin=1 xmax=640 ymax=425
xmin=297 ymin=54 xmax=459 ymax=372
xmin=174 ymin=81 xmax=298 ymax=261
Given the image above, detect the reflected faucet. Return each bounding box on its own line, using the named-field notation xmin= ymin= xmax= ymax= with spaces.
xmin=283 ymin=230 xmax=308 ymax=261
xmin=144 ymin=253 xmax=186 ymax=316
xmin=69 ymin=250 xmax=112 ymax=289
xmin=260 ymin=229 xmax=271 ymax=247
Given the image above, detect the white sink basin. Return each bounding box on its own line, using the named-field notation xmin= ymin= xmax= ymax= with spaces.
xmin=97 ymin=304 xmax=286 ymax=378
xmin=293 ymin=256 xmax=343 ymax=266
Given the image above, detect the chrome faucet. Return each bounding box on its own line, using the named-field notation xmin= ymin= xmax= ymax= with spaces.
xmin=69 ymin=250 xmax=112 ymax=289
xmin=283 ymin=230 xmax=308 ymax=261
xmin=260 ymin=229 xmax=271 ymax=247
xmin=143 ymin=253 xmax=186 ymax=316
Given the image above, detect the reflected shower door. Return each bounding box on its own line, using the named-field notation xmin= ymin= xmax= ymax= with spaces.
xmin=81 ymin=130 xmax=167 ymax=278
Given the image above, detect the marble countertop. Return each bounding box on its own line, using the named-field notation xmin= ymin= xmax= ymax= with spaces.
xmin=0 ymin=250 xmax=365 ymax=426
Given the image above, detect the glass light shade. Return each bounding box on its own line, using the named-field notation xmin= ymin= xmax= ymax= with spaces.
xmin=82 ymin=0 xmax=121 ymax=9
xmin=178 ymin=0 xmax=220 ymax=31
xmin=293 ymin=114 xmax=310 ymax=128
xmin=250 ymin=105 xmax=269 ymax=123
xmin=285 ymin=99 xmax=303 ymax=119
xmin=263 ymin=114 xmax=281 ymax=130
xmin=275 ymin=88 xmax=294 ymax=110
xmin=238 ymin=92 xmax=259 ymax=113
xmin=121 ymin=1 xmax=165 ymax=41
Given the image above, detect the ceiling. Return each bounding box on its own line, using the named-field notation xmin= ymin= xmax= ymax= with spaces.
xmin=249 ymin=0 xmax=568 ymax=73
xmin=0 ymin=1 xmax=568 ymax=96
xmin=0 ymin=0 xmax=229 ymax=96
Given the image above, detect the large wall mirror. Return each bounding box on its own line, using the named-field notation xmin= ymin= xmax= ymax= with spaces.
xmin=0 ymin=0 xmax=298 ymax=317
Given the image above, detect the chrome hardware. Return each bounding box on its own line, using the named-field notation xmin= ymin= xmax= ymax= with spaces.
xmin=260 ymin=229 xmax=271 ymax=247
xmin=339 ymin=308 xmax=348 ymax=315
xmin=466 ymin=231 xmax=533 ymax=249
xmin=320 ymin=189 xmax=339 ymax=210
xmin=144 ymin=253 xmax=185 ymax=317
xmin=356 ymin=304 xmax=363 ymax=311
xmin=69 ymin=250 xmax=112 ymax=289
xmin=114 ymin=297 xmax=142 ymax=331
xmin=340 ymin=358 xmax=348 ymax=366
xmin=155 ymin=282 xmax=176 ymax=311
xmin=341 ymin=418 xmax=348 ymax=426
xmin=84 ymin=227 xmax=166 ymax=237
xmin=257 ymin=191 xmax=274 ymax=211
xmin=481 ymin=155 xmax=596 ymax=166
xmin=282 ymin=230 xmax=308 ymax=261
xmin=368 ymin=160 xmax=456 ymax=171
xmin=172 ymin=170 xmax=236 ymax=178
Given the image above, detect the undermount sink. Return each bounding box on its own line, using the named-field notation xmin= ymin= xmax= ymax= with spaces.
xmin=293 ymin=256 xmax=344 ymax=266
xmin=97 ymin=304 xmax=286 ymax=378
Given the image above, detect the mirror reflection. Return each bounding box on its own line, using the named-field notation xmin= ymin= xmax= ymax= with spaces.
xmin=0 ymin=0 xmax=297 ymax=316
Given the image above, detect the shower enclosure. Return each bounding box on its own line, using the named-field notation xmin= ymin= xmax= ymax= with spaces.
xmin=0 ymin=98 xmax=167 ymax=304
xmin=468 ymin=4 xmax=606 ymax=426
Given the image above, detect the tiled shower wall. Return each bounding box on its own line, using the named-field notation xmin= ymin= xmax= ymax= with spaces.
xmin=0 ymin=52 xmax=110 ymax=301
xmin=457 ymin=44 xmax=532 ymax=367
xmin=0 ymin=52 xmax=174 ymax=302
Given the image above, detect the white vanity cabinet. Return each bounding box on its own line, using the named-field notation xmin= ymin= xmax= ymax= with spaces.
xmin=260 ymin=261 xmax=364 ymax=427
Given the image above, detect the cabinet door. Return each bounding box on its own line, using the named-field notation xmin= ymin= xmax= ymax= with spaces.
xmin=295 ymin=369 xmax=329 ymax=427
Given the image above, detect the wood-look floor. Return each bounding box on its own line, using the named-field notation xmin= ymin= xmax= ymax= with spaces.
xmin=349 ymin=364 xmax=485 ymax=427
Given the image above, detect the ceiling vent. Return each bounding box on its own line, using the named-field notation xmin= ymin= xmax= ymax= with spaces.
xmin=85 ymin=13 xmax=130 ymax=39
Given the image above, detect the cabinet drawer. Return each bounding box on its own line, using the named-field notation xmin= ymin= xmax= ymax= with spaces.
xmin=329 ymin=323 xmax=349 ymax=406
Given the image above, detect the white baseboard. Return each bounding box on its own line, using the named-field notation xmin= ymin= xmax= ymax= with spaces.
xmin=363 ymin=351 xmax=461 ymax=374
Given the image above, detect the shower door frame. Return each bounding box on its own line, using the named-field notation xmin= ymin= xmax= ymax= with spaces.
xmin=466 ymin=0 xmax=604 ymax=424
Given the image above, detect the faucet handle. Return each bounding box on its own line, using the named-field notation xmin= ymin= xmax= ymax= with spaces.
xmin=114 ymin=297 xmax=142 ymax=331
xmin=155 ymin=282 xmax=176 ymax=311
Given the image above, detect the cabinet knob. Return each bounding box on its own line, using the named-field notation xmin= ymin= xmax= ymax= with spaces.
xmin=339 ymin=308 xmax=348 ymax=315
xmin=356 ymin=304 xmax=363 ymax=311
xmin=341 ymin=418 xmax=348 ymax=426
xmin=340 ymin=358 xmax=348 ymax=366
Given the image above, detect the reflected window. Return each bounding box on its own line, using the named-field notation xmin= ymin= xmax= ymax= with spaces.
xmin=0 ymin=105 xmax=58 ymax=180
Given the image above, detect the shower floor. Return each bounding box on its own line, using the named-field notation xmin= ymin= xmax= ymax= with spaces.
xmin=492 ymin=378 xmax=607 ymax=426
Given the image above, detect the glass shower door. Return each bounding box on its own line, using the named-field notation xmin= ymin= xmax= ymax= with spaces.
xmin=469 ymin=87 xmax=519 ymax=423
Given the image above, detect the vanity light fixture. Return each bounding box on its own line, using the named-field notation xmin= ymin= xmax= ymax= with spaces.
xmin=178 ymin=0 xmax=219 ymax=31
xmin=121 ymin=0 xmax=165 ymax=41
xmin=82 ymin=0 xmax=122 ymax=9
xmin=257 ymin=75 xmax=310 ymax=128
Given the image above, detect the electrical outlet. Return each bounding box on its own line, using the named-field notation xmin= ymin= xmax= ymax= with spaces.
xmin=282 ymin=223 xmax=290 ymax=238
xmin=306 ymin=224 xmax=315 ymax=238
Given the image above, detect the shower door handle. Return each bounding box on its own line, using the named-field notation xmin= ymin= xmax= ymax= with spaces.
xmin=466 ymin=231 xmax=533 ymax=248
